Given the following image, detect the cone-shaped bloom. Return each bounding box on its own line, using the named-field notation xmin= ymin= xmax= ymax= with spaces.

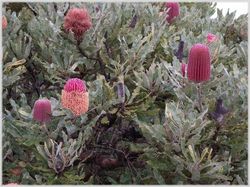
xmin=64 ymin=8 xmax=92 ymax=41
xmin=165 ymin=2 xmax=180 ymax=24
xmin=2 ymin=16 xmax=7 ymax=29
xmin=187 ymin=44 xmax=211 ymax=83
xmin=33 ymin=99 xmax=51 ymax=123
xmin=207 ymin=33 xmax=218 ymax=43
xmin=181 ymin=63 xmax=187 ymax=77
xmin=61 ymin=78 xmax=89 ymax=116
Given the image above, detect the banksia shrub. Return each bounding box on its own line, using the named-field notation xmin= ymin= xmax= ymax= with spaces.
xmin=187 ymin=43 xmax=211 ymax=83
xmin=2 ymin=16 xmax=7 ymax=29
xmin=61 ymin=78 xmax=89 ymax=116
xmin=64 ymin=8 xmax=92 ymax=41
xmin=165 ymin=2 xmax=180 ymax=23
xmin=2 ymin=2 xmax=248 ymax=185
xmin=32 ymin=99 xmax=52 ymax=123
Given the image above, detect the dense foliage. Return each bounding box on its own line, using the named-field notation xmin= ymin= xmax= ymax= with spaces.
xmin=2 ymin=2 xmax=248 ymax=184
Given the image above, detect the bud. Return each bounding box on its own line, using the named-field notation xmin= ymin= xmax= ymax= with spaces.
xmin=207 ymin=33 xmax=218 ymax=44
xmin=187 ymin=43 xmax=211 ymax=83
xmin=165 ymin=2 xmax=180 ymax=24
xmin=32 ymin=98 xmax=52 ymax=123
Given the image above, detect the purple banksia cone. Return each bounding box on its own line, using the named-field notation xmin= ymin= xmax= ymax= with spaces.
xmin=187 ymin=44 xmax=211 ymax=83
xmin=61 ymin=78 xmax=89 ymax=116
xmin=174 ymin=40 xmax=184 ymax=62
xmin=129 ymin=15 xmax=137 ymax=28
xmin=117 ymin=82 xmax=125 ymax=103
xmin=165 ymin=2 xmax=180 ymax=24
xmin=33 ymin=99 xmax=52 ymax=123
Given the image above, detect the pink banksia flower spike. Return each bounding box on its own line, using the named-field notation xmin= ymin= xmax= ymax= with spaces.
xmin=187 ymin=44 xmax=211 ymax=83
xmin=207 ymin=33 xmax=218 ymax=44
xmin=2 ymin=16 xmax=7 ymax=30
xmin=64 ymin=8 xmax=92 ymax=41
xmin=165 ymin=2 xmax=180 ymax=24
xmin=61 ymin=78 xmax=89 ymax=116
xmin=181 ymin=63 xmax=187 ymax=77
xmin=33 ymin=99 xmax=52 ymax=123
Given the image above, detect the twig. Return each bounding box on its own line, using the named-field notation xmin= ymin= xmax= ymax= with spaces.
xmin=197 ymin=84 xmax=203 ymax=112
xmin=26 ymin=3 xmax=38 ymax=16
xmin=96 ymin=51 xmax=109 ymax=80
xmin=53 ymin=3 xmax=58 ymax=12
xmin=61 ymin=33 xmax=109 ymax=80
xmin=63 ymin=3 xmax=70 ymax=16
xmin=76 ymin=42 xmax=99 ymax=61
xmin=212 ymin=125 xmax=221 ymax=142
xmin=104 ymin=39 xmax=112 ymax=58
xmin=210 ymin=124 xmax=222 ymax=157
xmin=76 ymin=42 xmax=108 ymax=80
xmin=41 ymin=122 xmax=52 ymax=139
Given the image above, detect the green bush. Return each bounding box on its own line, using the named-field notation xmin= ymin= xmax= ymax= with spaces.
xmin=2 ymin=2 xmax=247 ymax=184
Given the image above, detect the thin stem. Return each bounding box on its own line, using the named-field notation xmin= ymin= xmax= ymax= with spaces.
xmin=62 ymin=31 xmax=109 ymax=80
xmin=72 ymin=115 xmax=77 ymax=124
xmin=212 ymin=125 xmax=221 ymax=142
xmin=41 ymin=122 xmax=51 ymax=138
xmin=76 ymin=42 xmax=98 ymax=61
xmin=41 ymin=122 xmax=48 ymax=133
xmin=197 ymin=84 xmax=203 ymax=112
xmin=76 ymin=42 xmax=108 ymax=80
xmin=96 ymin=51 xmax=109 ymax=81
xmin=210 ymin=123 xmax=222 ymax=157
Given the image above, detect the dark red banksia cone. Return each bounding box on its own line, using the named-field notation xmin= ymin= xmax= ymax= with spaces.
xmin=165 ymin=2 xmax=180 ymax=24
xmin=64 ymin=8 xmax=92 ymax=41
xmin=33 ymin=99 xmax=52 ymax=123
xmin=187 ymin=44 xmax=211 ymax=83
xmin=61 ymin=78 xmax=89 ymax=116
